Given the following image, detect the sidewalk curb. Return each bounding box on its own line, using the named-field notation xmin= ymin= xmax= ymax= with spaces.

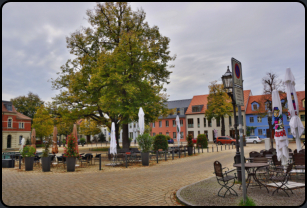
xmin=176 ymin=176 xmax=216 ymax=206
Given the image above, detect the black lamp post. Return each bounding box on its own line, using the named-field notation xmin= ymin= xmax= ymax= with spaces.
xmin=267 ymin=109 xmax=273 ymax=149
xmin=222 ymin=66 xmax=242 ymax=182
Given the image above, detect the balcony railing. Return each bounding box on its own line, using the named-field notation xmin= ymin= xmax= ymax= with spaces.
xmin=188 ymin=124 xmax=194 ymax=128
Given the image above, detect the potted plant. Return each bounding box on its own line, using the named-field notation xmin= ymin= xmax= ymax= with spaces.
xmin=20 ymin=146 xmax=36 ymax=171
xmin=80 ymin=138 xmax=86 ymax=147
xmin=136 ymin=133 xmax=153 ymax=166
xmin=187 ymin=134 xmax=194 ymax=155
xmin=63 ymin=134 xmax=80 ymax=172
xmin=41 ymin=137 xmax=52 ymax=172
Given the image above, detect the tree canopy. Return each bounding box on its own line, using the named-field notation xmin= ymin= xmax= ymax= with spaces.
xmin=205 ymin=81 xmax=233 ymax=136
xmin=10 ymin=92 xmax=44 ymax=124
xmin=32 ymin=104 xmax=54 ymax=140
xmin=51 ymin=2 xmax=175 ymax=148
xmin=79 ymin=119 xmax=101 ymax=137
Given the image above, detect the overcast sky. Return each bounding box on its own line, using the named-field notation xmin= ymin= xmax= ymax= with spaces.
xmin=2 ymin=2 xmax=305 ymax=103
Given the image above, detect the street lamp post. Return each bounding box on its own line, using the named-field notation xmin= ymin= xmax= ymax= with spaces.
xmin=267 ymin=109 xmax=273 ymax=149
xmin=222 ymin=66 xmax=242 ymax=182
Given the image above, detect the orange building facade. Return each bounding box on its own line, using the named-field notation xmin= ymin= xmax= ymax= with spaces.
xmin=150 ymin=99 xmax=192 ymax=142
xmin=2 ymin=100 xmax=32 ymax=150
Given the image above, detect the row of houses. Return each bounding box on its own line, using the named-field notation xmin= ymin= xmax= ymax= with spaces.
xmin=2 ymin=90 xmax=305 ymax=149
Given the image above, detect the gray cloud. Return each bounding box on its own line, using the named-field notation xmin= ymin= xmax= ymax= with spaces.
xmin=2 ymin=2 xmax=305 ymax=103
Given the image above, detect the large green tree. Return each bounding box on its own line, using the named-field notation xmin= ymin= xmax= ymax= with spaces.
xmin=205 ymin=81 xmax=233 ymax=136
xmin=10 ymin=92 xmax=44 ymax=124
xmin=32 ymin=104 xmax=54 ymax=141
xmin=51 ymin=2 xmax=175 ymax=149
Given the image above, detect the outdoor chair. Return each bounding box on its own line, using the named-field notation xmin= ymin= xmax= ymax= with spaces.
xmin=57 ymin=156 xmax=66 ymax=168
xmin=93 ymin=153 xmax=101 ymax=165
xmin=49 ymin=154 xmax=56 ymax=167
xmin=80 ymin=154 xmax=91 ymax=167
xmin=249 ymin=151 xmax=261 ymax=158
xmin=293 ymin=149 xmax=297 ymax=154
xmin=298 ymin=149 xmax=305 ymax=154
xmin=271 ymin=155 xmax=284 ymax=174
xmin=269 ymin=148 xmax=277 ymax=155
xmin=213 ymin=161 xmax=237 ymax=198
xmin=292 ymin=153 xmax=305 ymax=181
xmin=34 ymin=155 xmax=41 ymax=166
xmin=252 ymin=157 xmax=269 ymax=182
xmin=268 ymin=163 xmax=294 ymax=197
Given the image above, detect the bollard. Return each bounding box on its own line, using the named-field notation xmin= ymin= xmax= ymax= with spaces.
xmin=184 ymin=146 xmax=186 ymax=157
xmin=156 ymin=151 xmax=159 ymax=163
xmin=99 ymin=154 xmax=102 ymax=170
xmin=225 ymin=144 xmax=226 ymax=150
xmin=202 ymin=144 xmax=203 ymax=153
xmin=179 ymin=148 xmax=181 ymax=158
xmin=19 ymin=155 xmax=21 ymax=169
xmin=172 ymin=149 xmax=174 ymax=160
xmin=221 ymin=145 xmax=222 ymax=151
xmin=229 ymin=144 xmax=230 ymax=150
xmin=194 ymin=146 xmax=195 ymax=155
xmin=125 ymin=154 xmax=128 ymax=168
xmin=232 ymin=143 xmax=233 ymax=149
xmin=165 ymin=150 xmax=167 ymax=161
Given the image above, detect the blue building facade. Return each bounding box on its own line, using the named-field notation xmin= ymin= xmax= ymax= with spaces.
xmin=245 ymin=97 xmax=293 ymax=139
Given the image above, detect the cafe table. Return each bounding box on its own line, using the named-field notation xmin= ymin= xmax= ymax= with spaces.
xmin=233 ymin=163 xmax=270 ymax=193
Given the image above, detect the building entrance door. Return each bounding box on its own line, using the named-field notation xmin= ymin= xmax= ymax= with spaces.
xmin=7 ymin=135 xmax=11 ymax=148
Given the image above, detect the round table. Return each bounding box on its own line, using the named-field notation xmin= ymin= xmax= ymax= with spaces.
xmin=233 ymin=163 xmax=269 ymax=193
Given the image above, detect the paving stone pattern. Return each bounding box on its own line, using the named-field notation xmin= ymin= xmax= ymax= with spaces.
xmin=2 ymin=143 xmax=301 ymax=206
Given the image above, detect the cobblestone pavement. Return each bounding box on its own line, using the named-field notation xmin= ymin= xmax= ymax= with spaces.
xmin=2 ymin=143 xmax=301 ymax=206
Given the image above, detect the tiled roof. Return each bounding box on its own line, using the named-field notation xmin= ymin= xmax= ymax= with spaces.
xmin=167 ymin=99 xmax=192 ymax=109
xmin=2 ymin=101 xmax=32 ymax=120
xmin=245 ymin=91 xmax=305 ymax=114
xmin=185 ymin=90 xmax=251 ymax=115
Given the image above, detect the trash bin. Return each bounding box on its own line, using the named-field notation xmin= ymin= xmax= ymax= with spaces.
xmin=264 ymin=138 xmax=270 ymax=150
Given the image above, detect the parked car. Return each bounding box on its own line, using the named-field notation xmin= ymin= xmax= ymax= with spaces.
xmin=215 ymin=136 xmax=236 ymax=145
xmin=192 ymin=138 xmax=197 ymax=144
xmin=245 ymin=136 xmax=263 ymax=144
xmin=167 ymin=138 xmax=174 ymax=144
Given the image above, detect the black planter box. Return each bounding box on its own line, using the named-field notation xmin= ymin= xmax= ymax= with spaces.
xmin=66 ymin=157 xmax=76 ymax=172
xmin=2 ymin=159 xmax=15 ymax=168
xmin=25 ymin=157 xmax=34 ymax=171
xmin=187 ymin=146 xmax=193 ymax=155
xmin=41 ymin=157 xmax=51 ymax=172
xmin=141 ymin=152 xmax=149 ymax=166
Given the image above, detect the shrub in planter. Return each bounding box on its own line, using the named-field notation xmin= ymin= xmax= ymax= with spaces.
xmin=197 ymin=134 xmax=208 ymax=148
xmin=20 ymin=146 xmax=36 ymax=171
xmin=80 ymin=138 xmax=86 ymax=146
xmin=153 ymin=135 xmax=168 ymax=152
xmin=136 ymin=133 xmax=153 ymax=166
xmin=41 ymin=137 xmax=52 ymax=172
xmin=63 ymin=134 xmax=80 ymax=172
xmin=186 ymin=134 xmax=194 ymax=155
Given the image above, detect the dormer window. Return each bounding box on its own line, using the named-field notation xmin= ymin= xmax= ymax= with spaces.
xmin=253 ymin=104 xmax=258 ymax=110
xmin=192 ymin=105 xmax=203 ymax=112
xmin=303 ymin=99 xmax=305 ymax=108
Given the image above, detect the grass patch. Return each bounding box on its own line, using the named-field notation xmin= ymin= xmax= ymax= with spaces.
xmin=239 ymin=197 xmax=256 ymax=206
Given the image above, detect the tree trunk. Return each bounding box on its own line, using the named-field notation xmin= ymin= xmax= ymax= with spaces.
xmin=115 ymin=122 xmax=120 ymax=149
xmin=122 ymin=123 xmax=129 ymax=149
xmin=221 ymin=116 xmax=225 ymax=136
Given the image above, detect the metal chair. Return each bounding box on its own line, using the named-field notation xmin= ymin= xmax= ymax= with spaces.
xmin=292 ymin=153 xmax=305 ymax=181
xmin=252 ymin=157 xmax=269 ymax=182
xmin=93 ymin=153 xmax=101 ymax=165
xmin=268 ymin=163 xmax=294 ymax=197
xmin=213 ymin=161 xmax=238 ymax=198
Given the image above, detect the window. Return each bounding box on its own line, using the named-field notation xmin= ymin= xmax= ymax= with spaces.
xmin=253 ymin=104 xmax=258 ymax=110
xmin=250 ymin=117 xmax=254 ymax=123
xmin=166 ymin=132 xmax=169 ymax=136
xmin=180 ymin=119 xmax=183 ymax=127
xmin=180 ymin=108 xmax=184 ymax=115
xmin=134 ymin=123 xmax=136 ymax=128
xmin=216 ymin=118 xmax=220 ymax=127
xmin=208 ymin=119 xmax=212 ymax=127
xmin=188 ymin=119 xmax=194 ymax=128
xmin=159 ymin=121 xmax=162 ymax=127
xmin=197 ymin=118 xmax=200 ymax=128
xmin=152 ymin=122 xmax=155 ymax=128
xmin=19 ymin=122 xmax=24 ymax=129
xmin=257 ymin=116 xmax=262 ymax=123
xmin=180 ymin=132 xmax=183 ymax=138
xmin=173 ymin=132 xmax=176 ymax=139
xmin=229 ymin=116 xmax=232 ymax=126
xmin=173 ymin=120 xmax=176 ymax=127
xmin=130 ymin=123 xmax=132 ymax=128
xmin=166 ymin=120 xmax=169 ymax=127
xmin=300 ymin=115 xmax=305 ymax=122
xmin=153 ymin=133 xmax=156 ymax=136
xmin=203 ymin=118 xmax=206 ymax=127
xmin=287 ymin=128 xmax=291 ymax=135
xmin=159 ymin=132 xmax=162 ymax=135
xmin=129 ymin=132 xmax=133 ymax=139
xmin=8 ymin=118 xmax=12 ymax=128
xmin=258 ymin=129 xmax=262 ymax=135
xmin=192 ymin=105 xmax=203 ymax=112
xmin=251 ymin=129 xmax=255 ymax=135
xmin=5 ymin=104 xmax=12 ymax=111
